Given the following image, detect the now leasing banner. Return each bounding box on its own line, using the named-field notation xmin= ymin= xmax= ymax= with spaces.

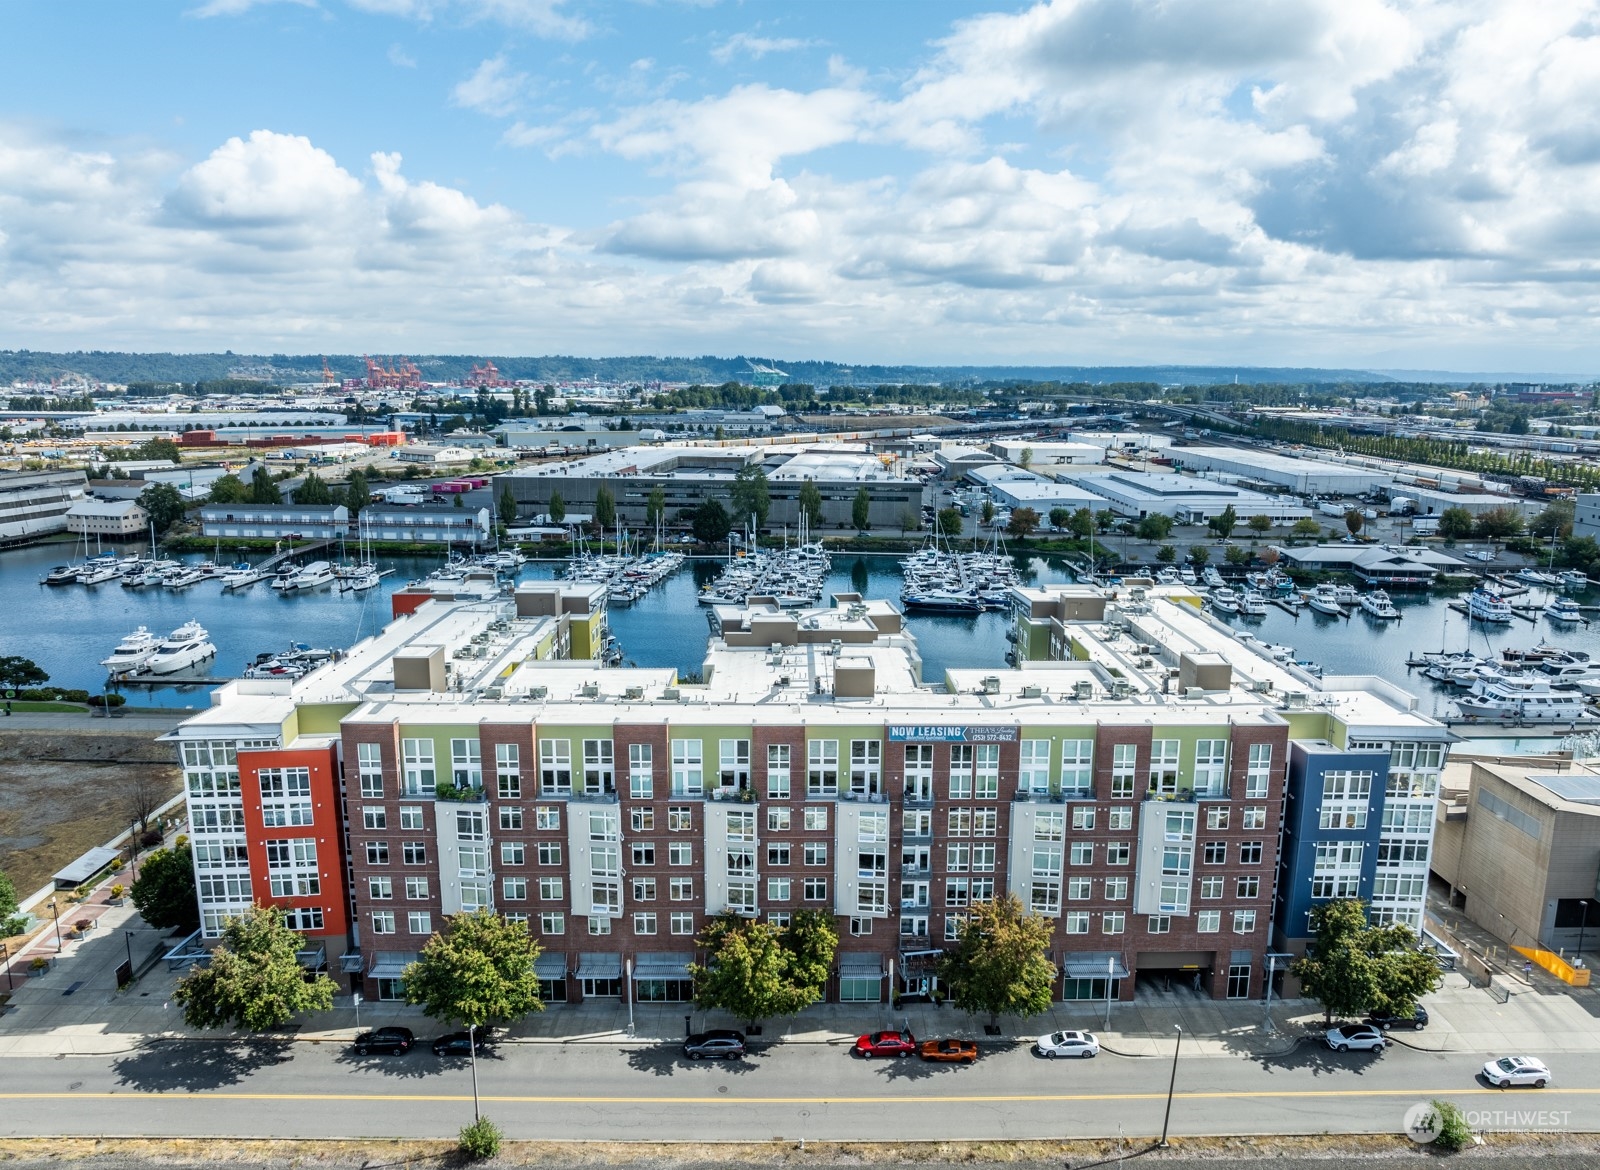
xmin=886 ymin=725 xmax=1018 ymax=743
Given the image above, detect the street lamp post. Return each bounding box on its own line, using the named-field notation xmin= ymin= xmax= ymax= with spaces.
xmin=48 ymin=899 xmax=62 ymax=953
xmin=1104 ymin=955 xmax=1115 ymax=1030
xmin=0 ymin=943 xmax=13 ymax=991
xmin=123 ymin=930 xmax=135 ymax=972
xmin=1578 ymin=900 xmax=1590 ymax=968
xmin=1158 ymin=1025 xmax=1182 ymax=1148
xmin=1262 ymin=955 xmax=1277 ymax=1033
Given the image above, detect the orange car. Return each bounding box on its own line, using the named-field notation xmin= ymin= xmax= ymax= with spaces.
xmin=919 ymin=1038 xmax=978 ymax=1064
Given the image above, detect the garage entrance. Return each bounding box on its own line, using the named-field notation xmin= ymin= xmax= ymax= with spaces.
xmin=1134 ymin=950 xmax=1214 ymax=1000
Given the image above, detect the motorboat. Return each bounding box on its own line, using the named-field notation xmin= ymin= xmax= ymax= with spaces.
xmin=1539 ymin=659 xmax=1600 ymax=687
xmin=219 ymin=563 xmax=268 ymax=590
xmin=144 ymin=621 xmax=217 ymax=675
xmin=162 ymin=566 xmax=209 ymax=589
xmin=1202 ymin=566 xmax=1224 ymax=588
xmin=1331 ymin=584 xmax=1360 ymax=606
xmin=100 ymin=626 xmax=162 ymax=673
xmin=1516 ymin=568 xmax=1561 ymax=586
xmin=901 ymin=589 xmax=985 ymax=615
xmin=1155 ymin=568 xmax=1180 ymax=585
xmin=1209 ymin=586 xmax=1241 ymax=614
xmin=341 ymin=566 xmax=382 ymax=592
xmin=1561 ymin=570 xmax=1591 ymax=590
xmin=1179 ymin=566 xmax=1197 ymax=585
xmin=1308 ymin=584 xmax=1345 ymax=616
xmin=287 ymin=561 xmax=336 ymax=590
xmin=1456 ymin=675 xmax=1587 ymax=721
xmin=269 ymin=565 xmax=300 ymax=590
xmin=41 ymin=564 xmax=79 ymax=585
xmin=1359 ymin=590 xmax=1401 ymax=619
xmin=1545 ymin=597 xmax=1586 ymax=626
xmin=1467 ymin=588 xmax=1513 ymax=624
xmin=1240 ymin=590 xmax=1269 ymax=616
xmin=78 ymin=561 xmax=123 ymax=585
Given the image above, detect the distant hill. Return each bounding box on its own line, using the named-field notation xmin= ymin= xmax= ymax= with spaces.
xmin=0 ymin=349 xmax=1546 ymax=388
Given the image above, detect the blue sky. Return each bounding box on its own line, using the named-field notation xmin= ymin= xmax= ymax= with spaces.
xmin=3 ymin=0 xmax=1600 ymax=372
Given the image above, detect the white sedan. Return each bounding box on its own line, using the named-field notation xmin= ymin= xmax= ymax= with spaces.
xmin=1036 ymin=1029 xmax=1100 ymax=1058
xmin=1482 ymin=1056 xmax=1551 ymax=1087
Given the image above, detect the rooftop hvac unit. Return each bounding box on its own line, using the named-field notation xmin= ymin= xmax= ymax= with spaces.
xmin=531 ymin=685 xmax=548 ymax=699
xmin=624 ymin=686 xmax=644 ymax=700
xmin=1251 ymin=679 xmax=1273 ymax=693
xmin=831 ymin=638 xmax=843 ymax=657
xmin=484 ymin=686 xmax=503 ymax=700
xmin=1073 ymin=680 xmax=1094 ymax=700
xmin=982 ymin=675 xmax=1002 ymax=695
xmin=1183 ymin=687 xmax=1203 ymax=700
xmin=1110 ymin=681 xmax=1133 ymax=699
xmin=663 ymin=687 xmax=681 ymax=701
xmin=777 ymin=675 xmax=792 ymax=687
xmin=1284 ymin=691 xmax=1308 ymax=709
xmin=1020 ymin=685 xmax=1043 ymax=699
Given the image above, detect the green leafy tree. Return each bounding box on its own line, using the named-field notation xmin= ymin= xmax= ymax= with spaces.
xmin=172 ymin=904 xmax=337 ymax=1031
xmin=1095 ymin=509 xmax=1117 ymax=534
xmin=1530 ymin=499 xmax=1575 ymax=540
xmin=207 ymin=473 xmax=248 ymax=505
xmin=1068 ymin=508 xmax=1095 ymax=540
xmin=798 ymin=478 xmax=823 ymax=528
xmin=139 ymin=482 xmax=186 ymax=534
xmin=497 ymin=485 xmax=518 ymax=528
xmin=129 ymin=841 xmax=200 ymax=933
xmin=1189 ymin=544 xmax=1210 ymax=566
xmin=1291 ymin=899 xmax=1442 ymax=1026
xmin=1136 ymin=513 xmax=1174 ymax=541
xmin=692 ymin=914 xmax=818 ymax=1029
xmin=1345 ymin=509 xmax=1364 ymax=537
xmin=1155 ymin=543 xmax=1177 ymax=563
xmin=981 ymin=499 xmax=996 ymax=526
xmin=646 ymin=484 xmax=667 ymax=528
xmin=0 ymin=868 xmax=23 ymax=935
xmin=293 ymin=471 xmax=333 ymax=506
xmin=936 ymin=507 xmax=963 ymax=537
xmin=1247 ymin=514 xmax=1273 ymax=536
xmin=1224 ymin=544 xmax=1251 ymax=565
xmin=1006 ymin=506 xmax=1040 ymax=539
xmin=1474 ymin=506 xmax=1524 ymax=541
xmin=693 ymin=497 xmax=732 ymax=544
xmin=1048 ymin=506 xmax=1072 ymax=531
xmin=730 ymin=464 xmax=772 ymax=531
xmin=1438 ymin=506 xmax=1477 ymax=541
xmin=851 ymin=486 xmax=871 ymax=531
xmin=594 ymin=484 xmax=616 ymax=531
xmin=938 ymin=893 xmax=1057 ymax=1025
xmin=1018 ymin=446 xmax=1033 ymax=470
xmin=782 ymin=908 xmax=838 ymax=997
xmin=1290 ymin=517 xmax=1324 ymax=540
xmin=0 ymin=655 xmax=49 ymax=688
xmin=403 ymin=908 xmax=545 ymax=1120
xmin=546 ymin=490 xmax=565 ymax=525
xmin=344 ymin=468 xmax=370 ymax=516
xmin=1208 ymin=504 xmax=1238 ymax=540
xmin=248 ymin=466 xmax=282 ymax=505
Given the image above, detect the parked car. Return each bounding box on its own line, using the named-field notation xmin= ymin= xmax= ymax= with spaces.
xmin=1366 ymin=1006 xmax=1430 ymax=1031
xmin=919 ymin=1038 xmax=979 ymax=1064
xmin=352 ymin=1026 xmax=414 ymax=1056
xmin=683 ymin=1029 xmax=746 ymax=1060
xmin=1324 ymin=1024 xmax=1388 ymax=1052
xmin=1035 ymin=1029 xmax=1100 ymax=1059
xmin=431 ymin=1027 xmax=496 ymax=1056
xmin=854 ymin=1030 xmax=917 ymax=1058
xmin=1481 ymin=1055 xmax=1551 ymax=1087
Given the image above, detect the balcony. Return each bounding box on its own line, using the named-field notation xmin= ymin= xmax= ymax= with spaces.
xmin=433 ymin=783 xmax=488 ymax=804
xmin=570 ymin=788 xmax=620 ymax=805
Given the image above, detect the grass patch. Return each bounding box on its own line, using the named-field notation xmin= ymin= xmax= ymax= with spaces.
xmin=6 ymin=701 xmax=90 ymax=713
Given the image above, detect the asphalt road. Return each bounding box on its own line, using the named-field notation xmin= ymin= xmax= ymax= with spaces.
xmin=0 ymin=1036 xmax=1596 ymax=1142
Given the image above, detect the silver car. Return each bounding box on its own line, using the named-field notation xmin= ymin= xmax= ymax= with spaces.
xmin=1035 ymin=1029 xmax=1100 ymax=1059
xmin=1482 ymin=1056 xmax=1550 ymax=1087
xmin=1324 ymin=1024 xmax=1387 ymax=1052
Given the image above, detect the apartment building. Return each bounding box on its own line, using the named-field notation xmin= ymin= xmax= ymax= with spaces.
xmin=167 ymin=581 xmax=1447 ymax=1009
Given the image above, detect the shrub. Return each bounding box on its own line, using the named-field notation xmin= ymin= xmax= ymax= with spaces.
xmin=1431 ymin=1099 xmax=1473 ymax=1151
xmin=30 ymin=956 xmax=48 ymax=971
xmin=174 ymin=834 xmax=189 ymax=847
xmin=139 ymin=830 xmax=162 ymax=848
xmin=459 ymin=1116 xmax=502 ymax=1161
xmin=87 ymin=693 xmax=126 ymax=708
xmin=110 ymin=884 xmax=125 ymax=899
xmin=74 ymin=919 xmax=91 ymax=932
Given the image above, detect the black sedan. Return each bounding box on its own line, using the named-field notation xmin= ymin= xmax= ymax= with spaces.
xmin=431 ymin=1027 xmax=496 ymax=1056
xmin=1366 ymin=1006 xmax=1430 ymax=1030
xmin=352 ymin=1026 xmax=414 ymax=1056
xmin=683 ymin=1029 xmax=746 ymax=1059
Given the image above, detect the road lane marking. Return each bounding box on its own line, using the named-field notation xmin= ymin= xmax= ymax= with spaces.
xmin=3 ymin=1088 xmax=1598 ymax=1104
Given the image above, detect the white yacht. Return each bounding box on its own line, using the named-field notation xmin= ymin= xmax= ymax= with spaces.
xmin=1240 ymin=590 xmax=1269 ymax=616
xmin=1545 ymin=597 xmax=1586 ymax=626
xmin=1179 ymin=566 xmax=1197 ymax=585
xmin=341 ymin=565 xmax=382 ymax=592
xmin=1209 ymin=586 xmax=1241 ymax=614
xmin=1331 ymin=584 xmax=1360 ymax=606
xmin=1202 ymin=566 xmax=1225 ymax=588
xmin=287 ymin=561 xmax=336 ymax=591
xmin=100 ymin=626 xmax=162 ymax=673
xmin=1457 ymin=675 xmax=1586 ymax=721
xmin=1560 ymin=570 xmax=1591 ymax=590
xmin=219 ymin=563 xmax=268 ymax=590
xmin=145 ymin=621 xmax=217 ymax=675
xmin=78 ymin=561 xmax=123 ymax=585
xmin=162 ymin=566 xmax=208 ymax=589
xmin=1467 ymin=588 xmax=1513 ymax=624
xmin=1308 ymin=584 xmax=1345 ymax=615
xmin=1359 ymin=590 xmax=1401 ymax=619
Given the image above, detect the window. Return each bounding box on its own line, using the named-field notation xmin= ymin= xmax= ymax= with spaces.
xmin=1237 ymin=876 xmax=1260 ymax=899
xmin=1245 ymin=743 xmax=1272 ymax=798
xmin=1104 ymin=877 xmax=1128 ymax=900
xmin=1200 ymin=877 xmax=1224 ymax=900
xmin=1197 ymin=910 xmax=1221 ymax=933
xmin=259 ymin=768 xmax=312 ymax=827
xmin=670 ymin=912 xmax=695 ymax=935
xmin=944 ymin=914 xmax=967 ymax=942
xmin=362 ymin=807 xmax=386 ymax=831
xmin=1227 ymin=964 xmax=1251 ymax=999
xmin=850 ymin=916 xmax=874 ymax=937
xmin=632 ymin=877 xmax=655 ymax=901
xmin=495 ymin=743 xmax=521 ymax=798
xmin=1205 ymin=806 xmax=1229 ymax=831
xmin=856 ymin=881 xmax=888 ymax=915
xmin=1070 ymin=842 xmax=1094 ymax=866
xmin=901 ymin=916 xmax=929 ymax=938
xmin=946 ymin=877 xmax=970 ymax=906
xmin=767 ymin=807 xmax=791 ymax=832
xmin=539 ymin=912 xmax=565 ymax=934
xmin=768 ymin=877 xmax=791 ymax=902
xmin=1312 ymin=842 xmax=1365 ymax=898
xmin=631 ymin=807 xmax=654 ymax=833
xmin=450 ymin=738 xmax=482 ymax=789
xmin=728 ymin=809 xmax=757 ymax=842
xmin=803 ymin=842 xmax=828 ymax=866
xmin=767 ymin=843 xmax=792 ymax=868
xmin=366 ymin=841 xmax=389 ymax=865
xmin=948 ymin=745 xmax=973 ymax=798
xmin=1149 ymin=739 xmax=1180 ymax=794
xmin=974 ymin=744 xmax=1000 ymax=798
xmin=631 ymin=843 xmax=656 ymax=867
xmin=1239 ymin=841 xmax=1263 ymax=865
xmin=972 ymin=843 xmax=996 ymax=871
xmin=1102 ymin=911 xmax=1125 ymax=935
xmin=946 ymin=808 xmax=970 ymax=837
xmin=1110 ymin=743 xmax=1138 ymax=799
xmin=669 ymin=878 xmax=693 ymax=901
xmin=1203 ymin=841 xmax=1227 ymax=864
xmin=1242 ymin=806 xmax=1267 ymax=830
xmin=803 ymin=806 xmax=827 ymax=831
xmin=1106 ymin=842 xmax=1130 ymax=865
xmin=629 ymin=743 xmax=653 ymax=798
xmin=1109 ymin=806 xmax=1132 ymax=831
xmin=501 ymin=843 xmax=525 ymax=866
xmin=1233 ymin=910 xmax=1257 ymax=934
xmin=803 ymin=878 xmax=828 ymax=902
xmin=500 ymin=806 xmax=523 ymax=831
xmin=539 ymin=876 xmax=564 ymax=900
xmin=1067 ymin=877 xmax=1091 ymax=900
xmin=1147 ymin=914 xmax=1169 ymax=934
xmin=539 ymin=739 xmax=571 ymax=794
xmin=583 ymin=739 xmax=615 ymax=796
xmin=766 ymin=744 xmax=791 ymax=798
xmin=973 ymin=808 xmax=997 ymax=837
xmin=368 ymin=877 xmax=392 ymax=900
xmin=807 ymin=739 xmax=838 ymax=795
xmin=1033 ymin=810 xmax=1064 ymax=841
xmin=849 ymin=739 xmax=882 ymax=797
xmin=402 ymin=738 xmax=436 ymax=796
xmin=947 ymin=844 xmax=970 ymax=872
xmin=588 ymin=916 xmax=612 ymax=936
xmin=671 ymin=739 xmax=703 ymax=795
xmin=633 ymin=912 xmax=657 ymax=935
xmin=1020 ymin=739 xmax=1051 ymax=793
xmin=719 ymin=739 xmax=751 ymax=791
xmin=1061 ymin=738 xmax=1094 ymax=796
xmin=1065 ymin=911 xmax=1090 ymax=934
xmin=537 ymin=842 xmax=562 ymax=865
xmin=1193 ymin=739 xmax=1228 ymax=796
xmin=1071 ymin=806 xmax=1095 ymax=831
xmin=503 ymin=877 xmax=527 ymax=901
xmin=536 ymin=805 xmax=560 ymax=830
xmin=1319 ymin=769 xmax=1373 ymax=829
xmin=282 ymin=907 xmax=323 ymax=932
xmin=668 ymin=842 xmax=693 ymax=866
xmin=904 ymin=744 xmax=934 ymax=801
xmin=371 ymin=911 xmax=396 ymax=935
xmin=407 ymin=911 xmax=433 ymax=935
xmin=405 ymin=877 xmax=429 ymax=899
xmin=357 ymin=742 xmax=384 ymax=798
xmin=668 ymin=805 xmax=693 ymax=831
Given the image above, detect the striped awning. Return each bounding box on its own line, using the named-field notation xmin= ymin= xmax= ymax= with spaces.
xmin=839 ymin=954 xmax=886 ymax=978
xmin=578 ymin=952 xmax=621 ymax=979
xmin=534 ymin=953 xmax=567 ymax=980
xmin=367 ymin=951 xmax=420 ymax=979
xmin=632 ymin=952 xmax=694 ymax=979
xmin=1062 ymin=952 xmax=1129 ymax=980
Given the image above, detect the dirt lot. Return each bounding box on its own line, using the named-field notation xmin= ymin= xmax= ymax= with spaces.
xmin=0 ymin=729 xmax=180 ymax=900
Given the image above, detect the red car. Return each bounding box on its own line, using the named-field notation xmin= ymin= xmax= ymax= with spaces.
xmin=919 ymin=1038 xmax=979 ymax=1064
xmin=854 ymin=1030 xmax=917 ymax=1058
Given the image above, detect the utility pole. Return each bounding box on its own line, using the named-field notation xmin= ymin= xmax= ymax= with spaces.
xmin=1158 ymin=1025 xmax=1182 ymax=1148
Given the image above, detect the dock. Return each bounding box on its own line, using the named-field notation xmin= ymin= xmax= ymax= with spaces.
xmin=1448 ymin=600 xmax=1535 ymax=623
xmin=257 ymin=540 xmax=336 ymax=571
xmin=1270 ymin=597 xmax=1300 ymax=615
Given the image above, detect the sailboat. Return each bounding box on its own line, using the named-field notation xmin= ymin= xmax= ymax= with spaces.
xmin=340 ymin=518 xmax=383 ymax=592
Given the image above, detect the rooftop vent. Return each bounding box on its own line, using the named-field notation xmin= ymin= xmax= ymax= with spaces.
xmin=484 ymin=686 xmax=503 ymax=700
xmin=1020 ymin=684 xmax=1043 ymax=699
xmin=531 ymin=685 xmax=548 ymax=699
xmin=1284 ymin=691 xmax=1308 ymax=709
xmin=624 ymin=686 xmax=644 ymax=700
xmin=982 ymin=675 xmax=1002 ymax=695
xmin=1110 ymin=681 xmax=1133 ymax=699
xmin=663 ymin=687 xmax=681 ymax=701
xmin=1183 ymin=686 xmax=1204 ymax=700
xmin=1073 ymin=679 xmax=1094 ymax=700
